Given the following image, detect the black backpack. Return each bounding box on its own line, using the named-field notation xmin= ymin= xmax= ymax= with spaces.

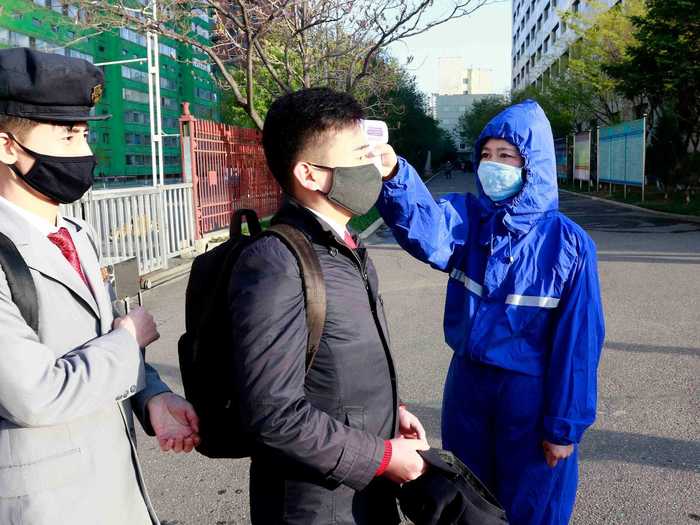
xmin=0 ymin=232 xmax=39 ymax=333
xmin=177 ymin=209 xmax=327 ymax=458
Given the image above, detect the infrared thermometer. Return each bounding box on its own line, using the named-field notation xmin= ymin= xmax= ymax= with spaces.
xmin=361 ymin=120 xmax=389 ymax=171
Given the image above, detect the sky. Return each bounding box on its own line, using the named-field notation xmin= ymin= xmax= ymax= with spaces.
xmin=388 ymin=0 xmax=513 ymax=97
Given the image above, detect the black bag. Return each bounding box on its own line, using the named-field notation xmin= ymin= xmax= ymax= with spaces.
xmin=0 ymin=232 xmax=39 ymax=333
xmin=399 ymin=448 xmax=509 ymax=525
xmin=177 ymin=209 xmax=327 ymax=458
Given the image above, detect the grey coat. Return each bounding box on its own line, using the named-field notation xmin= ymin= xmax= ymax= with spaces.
xmin=0 ymin=199 xmax=170 ymax=524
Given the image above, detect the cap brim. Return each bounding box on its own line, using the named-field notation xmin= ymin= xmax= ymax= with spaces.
xmin=30 ymin=113 xmax=112 ymax=122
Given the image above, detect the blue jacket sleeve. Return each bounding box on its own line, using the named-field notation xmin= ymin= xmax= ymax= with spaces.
xmin=377 ymin=157 xmax=469 ymax=272
xmin=544 ymin=242 xmax=605 ymax=445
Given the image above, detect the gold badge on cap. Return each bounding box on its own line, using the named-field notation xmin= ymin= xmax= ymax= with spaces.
xmin=91 ymin=83 xmax=104 ymax=105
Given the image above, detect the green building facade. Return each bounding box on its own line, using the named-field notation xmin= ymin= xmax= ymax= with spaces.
xmin=0 ymin=0 xmax=221 ymax=187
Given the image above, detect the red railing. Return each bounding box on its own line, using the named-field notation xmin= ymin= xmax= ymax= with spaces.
xmin=180 ymin=104 xmax=284 ymax=238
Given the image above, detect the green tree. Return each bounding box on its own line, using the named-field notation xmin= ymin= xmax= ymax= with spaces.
xmin=457 ymin=96 xmax=509 ymax=149
xmin=370 ymin=73 xmax=455 ymax=170
xmin=560 ymin=0 xmax=646 ymax=125
xmin=607 ymin=0 xmax=700 ymax=153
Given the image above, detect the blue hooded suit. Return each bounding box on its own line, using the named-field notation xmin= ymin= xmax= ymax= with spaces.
xmin=377 ymin=100 xmax=605 ymax=524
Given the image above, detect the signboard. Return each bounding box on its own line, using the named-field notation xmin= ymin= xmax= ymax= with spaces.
xmin=598 ymin=117 xmax=646 ymax=187
xmin=573 ymin=131 xmax=591 ymax=182
xmin=554 ymin=138 xmax=568 ymax=180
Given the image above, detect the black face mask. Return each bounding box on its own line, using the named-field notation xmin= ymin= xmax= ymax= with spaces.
xmin=4 ymin=134 xmax=96 ymax=204
xmin=310 ymin=163 xmax=383 ymax=216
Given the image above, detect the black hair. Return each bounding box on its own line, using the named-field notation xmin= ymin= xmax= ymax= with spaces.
xmin=262 ymin=87 xmax=364 ymax=192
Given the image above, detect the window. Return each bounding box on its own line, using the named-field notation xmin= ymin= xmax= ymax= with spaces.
xmin=160 ymin=76 xmax=177 ymax=91
xmin=32 ymin=17 xmax=42 ymax=27
xmin=120 ymin=27 xmax=146 ymax=47
xmin=67 ymin=49 xmax=93 ymax=63
xmin=195 ymin=87 xmax=216 ymax=101
xmin=126 ymin=154 xmax=148 ymax=166
xmin=3 ymin=31 xmax=30 ymax=47
xmin=124 ymin=110 xmax=148 ymax=124
xmin=33 ymin=0 xmax=48 ymax=6
xmin=161 ymin=96 xmax=178 ymax=110
xmin=551 ymin=24 xmax=558 ymax=44
xmin=192 ymin=8 xmax=210 ymax=22
xmin=52 ymin=0 xmax=63 ymax=13
xmin=125 ymin=132 xmax=150 ymax=145
xmin=537 ymin=15 xmax=542 ymax=31
xmin=163 ymin=136 xmax=179 ymax=148
xmin=544 ymin=3 xmax=550 ymax=20
xmin=159 ymin=43 xmax=177 ymax=59
xmin=192 ymin=58 xmax=211 ymax=72
xmin=122 ymin=65 xmax=148 ymax=83
xmin=191 ymin=23 xmax=210 ymax=40
xmin=537 ymin=45 xmax=542 ymax=60
xmin=163 ymin=117 xmax=178 ymax=129
xmin=544 ymin=36 xmax=550 ymax=53
xmin=562 ymin=20 xmax=567 ymax=33
xmin=572 ymin=0 xmax=580 ymax=13
xmin=164 ymin=155 xmax=179 ymax=166
xmin=123 ymin=88 xmax=149 ymax=104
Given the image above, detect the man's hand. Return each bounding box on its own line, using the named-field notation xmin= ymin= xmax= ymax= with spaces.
xmin=113 ymin=306 xmax=160 ymax=348
xmin=383 ymin=436 xmax=430 ymax=484
xmin=398 ymin=406 xmax=426 ymax=440
xmin=147 ymin=392 xmax=200 ymax=453
xmin=542 ymin=440 xmax=574 ymax=468
xmin=368 ymin=143 xmax=399 ymax=180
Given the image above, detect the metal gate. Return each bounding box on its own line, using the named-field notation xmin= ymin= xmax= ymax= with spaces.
xmin=179 ymin=104 xmax=283 ymax=238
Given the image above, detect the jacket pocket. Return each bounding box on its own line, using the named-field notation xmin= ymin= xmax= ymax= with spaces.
xmin=0 ymin=448 xmax=85 ymax=498
xmin=344 ymin=406 xmax=366 ymax=431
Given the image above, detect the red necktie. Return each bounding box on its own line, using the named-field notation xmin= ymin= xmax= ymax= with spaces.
xmin=343 ymin=231 xmax=357 ymax=249
xmin=47 ymin=227 xmax=89 ymax=286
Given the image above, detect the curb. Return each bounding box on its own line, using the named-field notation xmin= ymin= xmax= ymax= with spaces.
xmin=141 ymin=259 xmax=193 ymax=289
xmin=560 ymin=189 xmax=700 ymax=224
xmin=359 ymin=216 xmax=385 ymax=240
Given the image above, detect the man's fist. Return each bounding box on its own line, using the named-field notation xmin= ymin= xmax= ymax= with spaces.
xmin=383 ymin=436 xmax=430 ymax=484
xmin=113 ymin=306 xmax=159 ymax=348
xmin=542 ymin=441 xmax=574 ymax=468
xmin=368 ymin=143 xmax=399 ymax=180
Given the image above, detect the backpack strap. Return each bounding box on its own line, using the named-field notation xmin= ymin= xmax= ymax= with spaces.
xmin=0 ymin=232 xmax=39 ymax=333
xmin=230 ymin=209 xmax=262 ymax=238
xmin=264 ymin=224 xmax=327 ymax=373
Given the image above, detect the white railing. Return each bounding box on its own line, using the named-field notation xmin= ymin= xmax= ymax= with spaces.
xmin=61 ymin=183 xmax=195 ymax=275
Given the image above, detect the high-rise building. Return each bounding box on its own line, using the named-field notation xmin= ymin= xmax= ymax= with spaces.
xmin=511 ymin=0 xmax=618 ymax=92
xmin=438 ymin=57 xmax=494 ymax=96
xmin=0 ymin=0 xmax=222 ymax=187
xmin=434 ymin=93 xmax=500 ymax=153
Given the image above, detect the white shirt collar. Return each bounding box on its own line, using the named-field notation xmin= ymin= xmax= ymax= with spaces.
xmin=305 ymin=206 xmax=350 ymax=241
xmin=0 ymin=195 xmax=62 ymax=236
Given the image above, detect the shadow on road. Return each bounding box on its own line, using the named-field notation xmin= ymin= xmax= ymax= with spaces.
xmin=604 ymin=341 xmax=699 ymax=357
xmin=405 ymin=403 xmax=700 ymax=474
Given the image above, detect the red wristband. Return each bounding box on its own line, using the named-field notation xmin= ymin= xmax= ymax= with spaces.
xmin=375 ymin=440 xmax=393 ymax=477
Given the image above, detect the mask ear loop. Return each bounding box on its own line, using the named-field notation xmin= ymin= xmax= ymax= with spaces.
xmin=0 ymin=131 xmax=34 ymax=180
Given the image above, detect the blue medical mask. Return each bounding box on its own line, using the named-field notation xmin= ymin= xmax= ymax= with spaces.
xmin=478 ymin=160 xmax=524 ymax=202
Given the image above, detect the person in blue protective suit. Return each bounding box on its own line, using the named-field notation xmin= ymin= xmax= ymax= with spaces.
xmin=371 ymin=99 xmax=605 ymax=525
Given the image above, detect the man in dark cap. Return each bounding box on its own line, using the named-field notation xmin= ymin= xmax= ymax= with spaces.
xmin=0 ymin=48 xmax=199 ymax=524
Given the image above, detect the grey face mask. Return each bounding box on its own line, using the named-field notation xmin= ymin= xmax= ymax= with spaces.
xmin=310 ymin=163 xmax=383 ymax=216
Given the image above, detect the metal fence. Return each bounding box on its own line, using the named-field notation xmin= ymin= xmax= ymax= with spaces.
xmin=179 ymin=105 xmax=283 ymax=238
xmin=61 ymin=183 xmax=195 ymax=274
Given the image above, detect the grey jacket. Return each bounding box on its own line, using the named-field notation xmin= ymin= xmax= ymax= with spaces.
xmin=0 ymin=199 xmax=170 ymax=524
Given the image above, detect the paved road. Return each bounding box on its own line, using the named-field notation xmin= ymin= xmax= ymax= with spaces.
xmin=137 ymin=170 xmax=699 ymax=524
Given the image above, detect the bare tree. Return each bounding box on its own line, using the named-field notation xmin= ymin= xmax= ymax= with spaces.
xmin=77 ymin=0 xmax=490 ymax=129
